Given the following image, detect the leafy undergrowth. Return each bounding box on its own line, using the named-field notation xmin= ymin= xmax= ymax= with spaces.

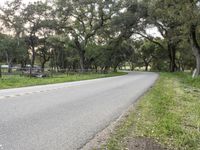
xmin=104 ymin=73 xmax=200 ymax=150
xmin=0 ymin=72 xmax=126 ymax=89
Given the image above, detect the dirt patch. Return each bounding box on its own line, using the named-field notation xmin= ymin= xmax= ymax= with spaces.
xmin=124 ymin=137 xmax=168 ymax=150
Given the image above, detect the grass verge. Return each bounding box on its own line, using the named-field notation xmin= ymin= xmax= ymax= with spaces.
xmin=0 ymin=72 xmax=126 ymax=89
xmin=104 ymin=73 xmax=200 ymax=150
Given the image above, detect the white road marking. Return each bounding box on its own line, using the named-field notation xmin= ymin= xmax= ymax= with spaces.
xmin=0 ymin=85 xmax=71 ymax=100
xmin=0 ymin=79 xmax=113 ymax=100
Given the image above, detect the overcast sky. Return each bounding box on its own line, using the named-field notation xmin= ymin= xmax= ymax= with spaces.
xmin=0 ymin=0 xmax=162 ymax=38
xmin=0 ymin=0 xmax=9 ymax=6
xmin=0 ymin=0 xmax=38 ymax=6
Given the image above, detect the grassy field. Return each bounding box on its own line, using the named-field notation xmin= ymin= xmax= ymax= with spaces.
xmin=105 ymin=73 xmax=200 ymax=150
xmin=0 ymin=72 xmax=126 ymax=89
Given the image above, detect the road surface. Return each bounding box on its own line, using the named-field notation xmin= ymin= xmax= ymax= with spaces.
xmin=0 ymin=72 xmax=158 ymax=150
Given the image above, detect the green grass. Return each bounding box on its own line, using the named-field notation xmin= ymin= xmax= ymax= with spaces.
xmin=172 ymin=72 xmax=200 ymax=88
xmin=0 ymin=72 xmax=126 ymax=89
xmin=105 ymin=72 xmax=200 ymax=150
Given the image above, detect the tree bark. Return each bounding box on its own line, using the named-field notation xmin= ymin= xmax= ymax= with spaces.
xmin=31 ymin=46 xmax=35 ymax=68
xmin=104 ymin=66 xmax=109 ymax=74
xmin=145 ymin=64 xmax=148 ymax=71
xmin=8 ymin=62 xmax=12 ymax=73
xmin=143 ymin=58 xmax=149 ymax=71
xmin=190 ymin=24 xmax=200 ymax=77
xmin=41 ymin=61 xmax=45 ymax=72
xmin=0 ymin=65 xmax=2 ymax=78
xmin=40 ymin=55 xmax=50 ymax=73
xmin=129 ymin=61 xmax=135 ymax=71
xmin=5 ymin=52 xmax=12 ymax=73
xmin=79 ymin=50 xmax=85 ymax=72
xmin=113 ymin=66 xmax=118 ymax=72
xmin=30 ymin=47 xmax=35 ymax=77
xmin=74 ymin=37 xmax=86 ymax=72
xmin=168 ymin=42 xmax=177 ymax=72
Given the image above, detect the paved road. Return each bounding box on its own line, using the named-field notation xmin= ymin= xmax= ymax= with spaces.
xmin=0 ymin=72 xmax=158 ymax=150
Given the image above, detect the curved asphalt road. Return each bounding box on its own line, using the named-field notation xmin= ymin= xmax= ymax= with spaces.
xmin=0 ymin=72 xmax=158 ymax=150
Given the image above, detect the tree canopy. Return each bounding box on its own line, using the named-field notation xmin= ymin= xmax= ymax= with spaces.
xmin=0 ymin=0 xmax=199 ymax=76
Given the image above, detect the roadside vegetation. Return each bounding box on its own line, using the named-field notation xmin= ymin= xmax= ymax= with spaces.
xmin=1 ymin=0 xmax=200 ymax=78
xmin=105 ymin=73 xmax=200 ymax=150
xmin=0 ymin=72 xmax=126 ymax=89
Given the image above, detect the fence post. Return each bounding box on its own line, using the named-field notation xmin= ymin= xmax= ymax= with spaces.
xmin=0 ymin=65 xmax=2 ymax=78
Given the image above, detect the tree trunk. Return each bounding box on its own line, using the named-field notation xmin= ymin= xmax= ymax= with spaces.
xmin=168 ymin=42 xmax=177 ymax=72
xmin=0 ymin=65 xmax=2 ymax=78
xmin=95 ymin=65 xmax=98 ymax=73
xmin=104 ymin=66 xmax=109 ymax=74
xmin=7 ymin=58 xmax=13 ymax=74
xmin=41 ymin=56 xmax=50 ymax=73
xmin=191 ymin=46 xmax=200 ymax=76
xmin=130 ymin=62 xmax=135 ymax=71
xmin=5 ymin=52 xmax=12 ymax=73
xmin=143 ymin=58 xmax=149 ymax=71
xmin=171 ymin=48 xmax=177 ymax=72
xmin=79 ymin=50 xmax=85 ymax=72
xmin=41 ymin=61 xmax=45 ymax=72
xmin=74 ymin=37 xmax=86 ymax=72
xmin=8 ymin=63 xmax=12 ymax=73
xmin=30 ymin=46 xmax=36 ymax=77
xmin=113 ymin=66 xmax=118 ymax=72
xmin=20 ymin=61 xmax=25 ymax=68
xmin=190 ymin=24 xmax=200 ymax=77
xmin=31 ymin=46 xmax=35 ymax=68
xmin=145 ymin=64 xmax=148 ymax=71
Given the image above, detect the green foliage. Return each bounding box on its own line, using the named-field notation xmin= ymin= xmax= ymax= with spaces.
xmin=0 ymin=34 xmax=28 ymax=66
xmin=0 ymin=0 xmax=199 ymax=74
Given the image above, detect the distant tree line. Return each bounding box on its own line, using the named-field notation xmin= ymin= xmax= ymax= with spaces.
xmin=0 ymin=0 xmax=199 ymax=76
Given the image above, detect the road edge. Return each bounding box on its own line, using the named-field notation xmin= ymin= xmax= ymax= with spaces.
xmin=80 ymin=73 xmax=159 ymax=150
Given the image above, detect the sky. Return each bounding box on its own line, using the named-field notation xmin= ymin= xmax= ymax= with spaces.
xmin=0 ymin=0 xmax=38 ymax=6
xmin=0 ymin=0 xmax=9 ymax=6
xmin=0 ymin=0 xmax=162 ymax=38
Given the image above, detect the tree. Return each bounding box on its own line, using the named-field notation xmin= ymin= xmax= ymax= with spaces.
xmin=182 ymin=0 xmax=200 ymax=76
xmin=0 ymin=0 xmax=28 ymax=70
xmin=137 ymin=40 xmax=157 ymax=71
xmin=22 ymin=1 xmax=52 ymax=69
xmin=37 ymin=27 xmax=55 ymax=72
xmin=135 ymin=0 xmax=184 ymax=72
xmin=0 ymin=0 xmax=199 ymax=75
xmin=92 ymin=0 xmax=147 ymax=72
xmin=55 ymin=0 xmax=120 ymax=71
xmin=0 ymin=34 xmax=27 ymax=73
xmin=0 ymin=0 xmax=24 ymax=38
xmin=176 ymin=40 xmax=195 ymax=72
